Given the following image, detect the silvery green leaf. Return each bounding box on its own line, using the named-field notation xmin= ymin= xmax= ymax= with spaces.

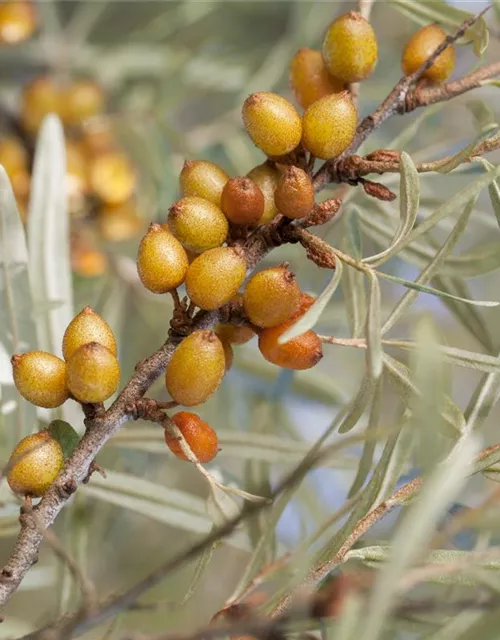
xmin=365 ymin=271 xmax=383 ymax=380
xmin=467 ymin=100 xmax=496 ymax=132
xmin=465 ymin=348 xmax=500 ymax=432
xmin=387 ymin=340 xmax=500 ymax=373
xmin=477 ymin=159 xmax=500 ymax=231
xmin=337 ymin=375 xmax=374 ymax=434
xmin=278 ymin=259 xmax=343 ymax=344
xmin=425 ymin=611 xmax=486 ymax=640
xmin=436 ymin=129 xmax=499 ymax=175
xmin=341 ymin=209 xmax=366 ymax=338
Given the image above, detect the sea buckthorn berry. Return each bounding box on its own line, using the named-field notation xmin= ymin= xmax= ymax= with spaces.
xmin=186 ymin=247 xmax=246 ymax=311
xmin=0 ymin=136 xmax=28 ymax=175
xmin=7 ymin=431 xmax=64 ymax=497
xmin=89 ymin=151 xmax=136 ymax=205
xmin=72 ymin=246 xmax=108 ymax=278
xmin=242 ymin=92 xmax=302 ymax=157
xmin=63 ymin=306 xmax=117 ymax=361
xmin=220 ymin=177 xmax=264 ymax=225
xmin=62 ymin=79 xmax=105 ymax=127
xmin=243 ymin=265 xmax=300 ymax=328
xmin=166 ymin=412 xmax=219 ymax=463
xmin=294 ymin=292 xmax=316 ymax=318
xmin=290 ymin=47 xmax=345 ymax=110
xmin=247 ymin=162 xmax=281 ymax=225
xmin=66 ymin=342 xmax=120 ymax=403
xmin=0 ymin=0 xmax=37 ymax=45
xmin=180 ymin=160 xmax=229 ymax=207
xmin=81 ymin=124 xmax=116 ymax=158
xmin=98 ymin=200 xmax=144 ymax=242
xmin=11 ymin=351 xmax=69 ymax=408
xmin=168 ymin=196 xmax=228 ymax=253
xmin=302 ymin=91 xmax=357 ymax=160
xmin=274 ymin=166 xmax=315 ymax=219
xmin=216 ymin=323 xmax=255 ymax=345
xmin=166 ymin=330 xmax=225 ymax=406
xmin=137 ymin=223 xmax=189 ymax=294
xmin=21 ymin=76 xmax=62 ymax=134
xmin=401 ymin=24 xmax=455 ymax=84
xmin=322 ymin=11 xmax=378 ymax=83
xmin=258 ymin=322 xmax=322 ymax=370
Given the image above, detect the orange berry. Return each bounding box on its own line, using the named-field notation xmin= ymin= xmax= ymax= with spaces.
xmin=220 ymin=177 xmax=265 ymax=225
xmin=72 ymin=247 xmax=108 ymax=278
xmin=63 ymin=305 xmax=117 ymax=361
xmin=216 ymin=323 xmax=255 ymax=345
xmin=242 ymin=92 xmax=302 ymax=157
xmin=247 ymin=162 xmax=281 ymax=225
xmin=290 ymin=47 xmax=345 ymax=109
xmin=402 ymin=24 xmax=455 ymax=84
xmin=258 ymin=323 xmax=322 ymax=370
xmin=11 ymin=351 xmax=69 ymax=408
xmin=166 ymin=330 xmax=225 ymax=406
xmin=0 ymin=0 xmax=37 ymax=45
xmin=179 ymin=160 xmax=229 ymax=207
xmin=302 ymin=91 xmax=357 ymax=160
xmin=98 ymin=200 xmax=144 ymax=242
xmin=89 ymin=150 xmax=136 ymax=205
xmin=21 ymin=76 xmax=62 ymax=135
xmin=274 ymin=166 xmax=315 ymax=219
xmin=66 ymin=342 xmax=120 ymax=403
xmin=243 ymin=265 xmax=300 ymax=328
xmin=166 ymin=412 xmax=218 ymax=463
xmin=168 ymin=196 xmax=228 ymax=253
xmin=322 ymin=11 xmax=378 ymax=83
xmin=136 ymin=223 xmax=189 ymax=294
xmin=62 ymin=79 xmax=105 ymax=127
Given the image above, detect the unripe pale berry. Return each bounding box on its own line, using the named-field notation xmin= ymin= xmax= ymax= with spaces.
xmin=137 ymin=223 xmax=189 ymax=294
xmin=401 ymin=24 xmax=455 ymax=84
xmin=274 ymin=166 xmax=315 ymax=219
xmin=62 ymin=79 xmax=105 ymax=127
xmin=166 ymin=412 xmax=218 ymax=462
xmin=0 ymin=0 xmax=37 ymax=45
xmin=98 ymin=200 xmax=144 ymax=242
xmin=11 ymin=351 xmax=69 ymax=408
xmin=220 ymin=177 xmax=264 ymax=225
xmin=166 ymin=330 xmax=225 ymax=406
xmin=168 ymin=196 xmax=228 ymax=253
xmin=7 ymin=431 xmax=64 ymax=497
xmin=258 ymin=322 xmax=322 ymax=370
xmin=63 ymin=306 xmax=117 ymax=361
xmin=66 ymin=342 xmax=120 ymax=403
xmin=89 ymin=151 xmax=136 ymax=205
xmin=290 ymin=47 xmax=345 ymax=110
xmin=242 ymin=92 xmax=302 ymax=157
xmin=186 ymin=247 xmax=246 ymax=311
xmin=243 ymin=266 xmax=300 ymax=328
xmin=180 ymin=160 xmax=229 ymax=207
xmin=302 ymin=91 xmax=357 ymax=160
xmin=216 ymin=323 xmax=255 ymax=345
xmin=247 ymin=162 xmax=281 ymax=225
xmin=322 ymin=11 xmax=378 ymax=83
xmin=21 ymin=76 xmax=62 ymax=134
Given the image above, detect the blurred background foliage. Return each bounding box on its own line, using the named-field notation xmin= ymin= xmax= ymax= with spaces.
xmin=1 ymin=0 xmax=500 ymax=637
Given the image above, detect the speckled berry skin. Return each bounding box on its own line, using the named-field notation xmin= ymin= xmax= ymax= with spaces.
xmin=185 ymin=247 xmax=246 ymax=311
xmin=166 ymin=331 xmax=226 ymax=406
xmin=243 ymin=266 xmax=300 ymax=328
xmin=166 ymin=412 xmax=219 ymax=462
xmin=290 ymin=47 xmax=345 ymax=109
xmin=274 ymin=166 xmax=315 ymax=219
xmin=220 ymin=177 xmax=265 ymax=225
xmin=180 ymin=160 xmax=229 ymax=207
xmin=302 ymin=91 xmax=357 ymax=160
xmin=12 ymin=351 xmax=69 ymax=408
xmin=247 ymin=162 xmax=281 ymax=225
xmin=7 ymin=431 xmax=64 ymax=497
xmin=63 ymin=306 xmax=116 ymax=360
xmin=322 ymin=11 xmax=378 ymax=83
xmin=242 ymin=92 xmax=302 ymax=157
xmin=258 ymin=322 xmax=323 ymax=370
xmin=401 ymin=24 xmax=455 ymax=84
xmin=168 ymin=196 xmax=228 ymax=253
xmin=66 ymin=342 xmax=120 ymax=403
xmin=137 ymin=224 xmax=189 ymax=294
xmin=216 ymin=323 xmax=255 ymax=345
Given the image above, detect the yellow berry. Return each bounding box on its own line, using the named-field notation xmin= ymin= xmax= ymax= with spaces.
xmin=98 ymin=200 xmax=144 ymax=242
xmin=242 ymin=92 xmax=302 ymax=157
xmin=72 ymin=246 xmax=108 ymax=278
xmin=11 ymin=351 xmax=69 ymax=408
xmin=179 ymin=160 xmax=229 ymax=207
xmin=274 ymin=166 xmax=315 ymax=219
xmin=62 ymin=79 xmax=105 ymax=127
xmin=166 ymin=330 xmax=225 ymax=406
xmin=0 ymin=0 xmax=37 ymax=45
xmin=81 ymin=124 xmax=116 ymax=158
xmin=216 ymin=323 xmax=255 ymax=345
xmin=7 ymin=431 xmax=63 ymax=497
xmin=243 ymin=265 xmax=300 ymax=328
xmin=65 ymin=140 xmax=89 ymax=211
xmin=63 ymin=306 xmax=117 ymax=361
xmin=401 ymin=24 xmax=455 ymax=84
xmin=247 ymin=162 xmax=281 ymax=225
xmin=166 ymin=412 xmax=218 ymax=462
xmin=0 ymin=136 xmax=28 ymax=174
xmin=322 ymin=11 xmax=378 ymax=83
xmin=259 ymin=322 xmax=322 ymax=370
xmin=220 ymin=177 xmax=265 ymax=225
xmin=290 ymin=47 xmax=345 ymax=109
xmin=89 ymin=151 xmax=136 ymax=205
xmin=137 ymin=223 xmax=189 ymax=294
xmin=302 ymin=91 xmax=357 ymax=160
xmin=186 ymin=247 xmax=246 ymax=311
xmin=168 ymin=196 xmax=228 ymax=253
xmin=66 ymin=342 xmax=120 ymax=403
xmin=21 ymin=76 xmax=62 ymax=135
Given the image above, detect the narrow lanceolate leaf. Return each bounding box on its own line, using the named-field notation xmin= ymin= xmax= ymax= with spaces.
xmin=28 ymin=115 xmax=73 ymax=358
xmin=387 ymin=341 xmax=500 ymax=374
xmin=467 ymin=100 xmax=496 ymax=132
xmin=358 ymin=432 xmax=480 ymax=640
xmin=477 ymin=159 xmax=500 ymax=231
xmin=364 ymin=152 xmax=419 ymax=267
xmin=341 ymin=209 xmax=366 ymax=338
xmin=365 ymin=271 xmax=383 ymax=380
xmin=436 ymin=129 xmax=499 ymax=175
xmin=465 ymin=348 xmax=500 ymax=432
xmin=278 ymin=259 xmax=343 ymax=344
xmin=0 ymin=167 xmax=37 ymax=440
